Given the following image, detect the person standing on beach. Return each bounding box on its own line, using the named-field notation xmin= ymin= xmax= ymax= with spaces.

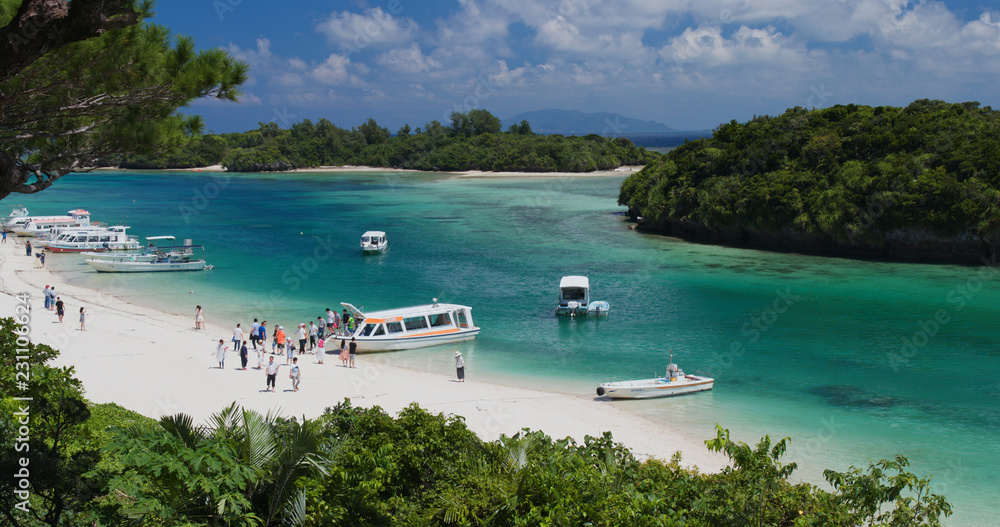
xmin=250 ymin=319 xmax=260 ymax=350
xmin=39 ymin=250 xmax=45 ymax=267
xmin=2 ymin=230 xmax=6 ymax=243
xmin=295 ymin=323 xmax=307 ymax=355
xmin=289 ymin=357 xmax=301 ymax=391
xmin=325 ymin=308 xmax=335 ymax=336
xmin=455 ymin=351 xmax=466 ymax=382
xmin=215 ymin=339 xmax=227 ymax=368
xmin=239 ymin=340 xmax=249 ymax=370
xmin=25 ymin=240 xmax=31 ymax=256
xmin=255 ymin=341 xmax=264 ymax=369
xmin=339 ymin=339 xmax=348 ymax=367
xmin=43 ymin=285 xmax=51 ymax=310
xmin=308 ymin=321 xmax=318 ymax=351
xmin=47 ymin=287 xmax=56 ymax=310
xmin=341 ymin=309 xmax=349 ymax=335
xmin=265 ymin=356 xmax=280 ymax=391
xmin=195 ymin=305 xmax=205 ymax=330
xmin=79 ymin=307 xmax=86 ymax=331
xmin=316 ymin=337 xmax=325 ymax=364
xmin=233 ymin=323 xmax=244 ymax=351
xmin=348 ymin=337 xmax=357 ymax=368
xmin=55 ymin=297 xmax=64 ymax=322
xmin=316 ymin=316 xmax=325 ymax=341
xmin=275 ymin=326 xmax=286 ymax=355
xmin=258 ymin=321 xmax=267 ymax=350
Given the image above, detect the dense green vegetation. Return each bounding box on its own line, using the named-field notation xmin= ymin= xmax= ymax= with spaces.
xmin=1 ymin=317 xmax=952 ymax=525
xmin=619 ymin=99 xmax=1000 ymax=263
xmin=0 ymin=0 xmax=247 ymax=198
xmin=115 ymin=109 xmax=657 ymax=173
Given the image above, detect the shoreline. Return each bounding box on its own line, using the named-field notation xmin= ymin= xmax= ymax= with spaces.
xmin=0 ymin=239 xmax=728 ymax=472
xmin=91 ymin=164 xmax=643 ymax=178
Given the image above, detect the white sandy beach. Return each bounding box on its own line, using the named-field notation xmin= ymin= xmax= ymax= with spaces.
xmin=0 ymin=239 xmax=726 ymax=472
xmin=134 ymin=164 xmax=644 ymax=178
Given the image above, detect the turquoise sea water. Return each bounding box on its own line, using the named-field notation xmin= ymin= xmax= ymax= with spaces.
xmin=15 ymin=170 xmax=1000 ymax=525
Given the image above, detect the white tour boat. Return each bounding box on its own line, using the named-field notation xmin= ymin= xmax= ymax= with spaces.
xmin=596 ymin=354 xmax=714 ymax=399
xmin=360 ymin=231 xmax=387 ymax=253
xmin=42 ymin=225 xmax=141 ymax=253
xmin=10 ymin=209 xmax=92 ymax=236
xmin=85 ymin=240 xmax=210 ymax=272
xmin=1 ymin=205 xmax=28 ymax=231
xmin=555 ymin=276 xmax=610 ymax=316
xmin=340 ymin=300 xmax=480 ymax=351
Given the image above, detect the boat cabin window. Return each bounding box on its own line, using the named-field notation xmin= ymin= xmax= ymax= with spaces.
xmin=88 ymin=236 xmax=99 ymax=242
xmin=362 ymin=323 xmax=386 ymax=337
xmin=386 ymin=321 xmax=403 ymax=334
xmin=403 ymin=316 xmax=428 ymax=331
xmin=429 ymin=313 xmax=452 ymax=327
xmin=562 ymin=288 xmax=586 ymax=301
xmin=100 ymin=236 xmax=111 ymax=242
xmin=453 ymin=310 xmax=469 ymax=328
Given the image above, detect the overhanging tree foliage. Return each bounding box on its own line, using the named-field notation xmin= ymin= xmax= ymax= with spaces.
xmin=0 ymin=0 xmax=248 ymax=199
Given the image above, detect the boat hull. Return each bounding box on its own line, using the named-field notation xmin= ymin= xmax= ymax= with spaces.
xmin=86 ymin=259 xmax=207 ymax=272
xmin=47 ymin=242 xmax=141 ymax=253
xmin=597 ymin=376 xmax=714 ymax=399
xmin=347 ymin=328 xmax=481 ymax=352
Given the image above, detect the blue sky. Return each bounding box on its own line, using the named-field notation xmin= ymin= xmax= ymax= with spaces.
xmin=152 ymin=0 xmax=1000 ymax=133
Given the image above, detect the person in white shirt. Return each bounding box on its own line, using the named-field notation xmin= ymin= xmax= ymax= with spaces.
xmin=455 ymin=351 xmax=465 ymax=382
xmin=265 ymin=356 xmax=280 ymax=391
xmin=295 ymin=323 xmax=307 ymax=355
xmin=289 ymin=357 xmax=301 ymax=392
xmin=308 ymin=322 xmax=318 ymax=350
xmin=233 ymin=323 xmax=244 ymax=351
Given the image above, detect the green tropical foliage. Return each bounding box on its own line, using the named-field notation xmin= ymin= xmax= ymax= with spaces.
xmin=114 ymin=110 xmax=656 ymax=173
xmin=0 ymin=318 xmax=954 ymax=526
xmin=618 ymin=99 xmax=1000 ymax=262
xmin=0 ymin=0 xmax=248 ymax=198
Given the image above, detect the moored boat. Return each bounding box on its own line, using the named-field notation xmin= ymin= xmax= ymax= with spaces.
xmin=555 ymin=275 xmax=610 ymax=316
xmin=85 ymin=240 xmax=210 ymax=272
xmin=1 ymin=205 xmax=28 ymax=232
xmin=341 ymin=300 xmax=480 ymax=351
xmin=10 ymin=209 xmax=92 ymax=236
xmin=596 ymin=354 xmax=713 ymax=399
xmin=83 ymin=236 xmax=176 ymax=262
xmin=360 ymin=230 xmax=387 ymax=253
xmin=43 ymin=225 xmax=141 ymax=252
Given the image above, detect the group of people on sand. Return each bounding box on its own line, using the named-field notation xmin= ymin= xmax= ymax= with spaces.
xmin=205 ymin=306 xmax=362 ymax=392
xmin=41 ymin=284 xmax=86 ymax=330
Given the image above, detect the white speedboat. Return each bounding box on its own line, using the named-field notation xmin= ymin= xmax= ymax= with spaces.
xmin=555 ymin=276 xmax=610 ymax=316
xmin=85 ymin=240 xmax=210 ymax=272
xmin=10 ymin=209 xmax=92 ymax=236
xmin=596 ymin=355 xmax=713 ymax=399
xmin=43 ymin=225 xmax=141 ymax=253
xmin=340 ymin=300 xmax=480 ymax=351
xmin=360 ymin=231 xmax=387 ymax=253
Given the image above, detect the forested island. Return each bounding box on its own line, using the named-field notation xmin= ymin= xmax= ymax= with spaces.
xmin=112 ymin=109 xmax=656 ymax=173
xmin=0 ymin=317 xmax=952 ymax=526
xmin=619 ymin=100 xmax=1000 ymax=264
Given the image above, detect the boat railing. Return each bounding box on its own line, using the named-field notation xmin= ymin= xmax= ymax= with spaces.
xmin=602 ymin=377 xmax=623 ymax=386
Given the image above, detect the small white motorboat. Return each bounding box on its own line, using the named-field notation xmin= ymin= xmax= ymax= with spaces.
xmin=1 ymin=205 xmax=28 ymax=231
xmin=83 ymin=236 xmax=176 ymax=261
xmin=360 ymin=231 xmax=387 ymax=253
xmin=555 ymin=276 xmax=610 ymax=316
xmin=85 ymin=239 xmax=210 ymax=272
xmin=596 ymin=354 xmax=713 ymax=399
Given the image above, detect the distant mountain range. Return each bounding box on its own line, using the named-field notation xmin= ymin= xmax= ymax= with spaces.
xmin=502 ymin=109 xmax=697 ymax=135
